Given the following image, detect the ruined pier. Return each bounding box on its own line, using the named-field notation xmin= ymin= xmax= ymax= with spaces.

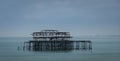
xmin=24 ymin=30 xmax=92 ymax=52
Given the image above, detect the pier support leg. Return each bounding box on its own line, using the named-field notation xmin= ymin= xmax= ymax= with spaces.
xmin=76 ymin=42 xmax=79 ymax=50
xmin=28 ymin=42 xmax=31 ymax=51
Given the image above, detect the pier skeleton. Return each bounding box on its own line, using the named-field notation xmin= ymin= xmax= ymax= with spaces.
xmin=24 ymin=30 xmax=92 ymax=51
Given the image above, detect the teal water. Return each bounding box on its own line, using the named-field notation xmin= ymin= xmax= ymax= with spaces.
xmin=0 ymin=36 xmax=120 ymax=61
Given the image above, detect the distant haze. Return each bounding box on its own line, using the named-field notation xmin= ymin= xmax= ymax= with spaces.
xmin=0 ymin=0 xmax=120 ymax=37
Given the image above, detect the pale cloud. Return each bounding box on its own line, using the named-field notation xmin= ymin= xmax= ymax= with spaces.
xmin=23 ymin=0 xmax=120 ymax=21
xmin=0 ymin=0 xmax=120 ymax=37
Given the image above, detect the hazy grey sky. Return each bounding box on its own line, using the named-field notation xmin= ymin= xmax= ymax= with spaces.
xmin=0 ymin=0 xmax=120 ymax=37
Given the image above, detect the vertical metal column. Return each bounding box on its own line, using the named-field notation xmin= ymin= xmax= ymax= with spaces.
xmin=76 ymin=42 xmax=79 ymax=50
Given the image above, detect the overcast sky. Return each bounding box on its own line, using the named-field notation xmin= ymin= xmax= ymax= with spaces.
xmin=0 ymin=0 xmax=120 ymax=37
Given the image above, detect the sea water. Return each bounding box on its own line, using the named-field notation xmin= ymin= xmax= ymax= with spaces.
xmin=0 ymin=36 xmax=120 ymax=61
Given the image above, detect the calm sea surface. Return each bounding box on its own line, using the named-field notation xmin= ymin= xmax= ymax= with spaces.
xmin=0 ymin=36 xmax=120 ymax=61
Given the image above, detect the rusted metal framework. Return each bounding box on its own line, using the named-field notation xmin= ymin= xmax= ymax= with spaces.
xmin=24 ymin=30 xmax=92 ymax=52
xmin=32 ymin=30 xmax=71 ymax=41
